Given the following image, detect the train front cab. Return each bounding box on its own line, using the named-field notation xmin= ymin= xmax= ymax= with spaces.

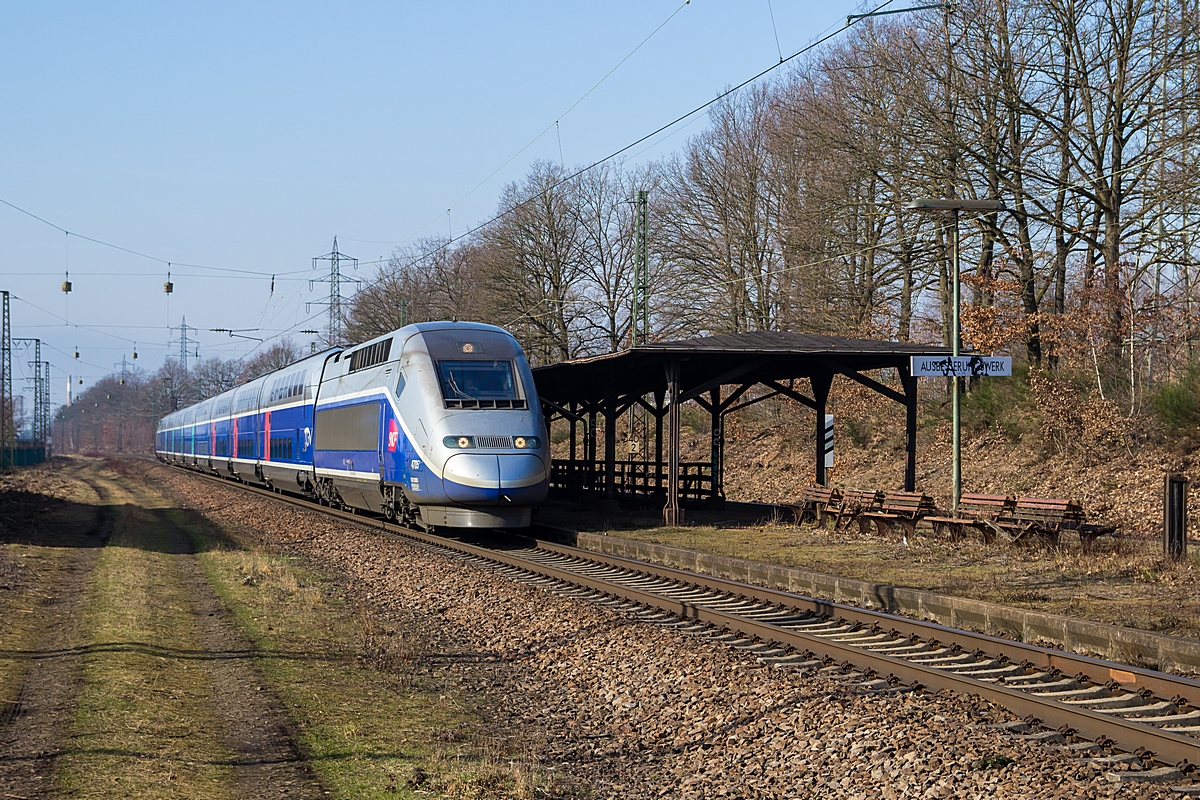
xmin=385 ymin=324 xmax=549 ymax=529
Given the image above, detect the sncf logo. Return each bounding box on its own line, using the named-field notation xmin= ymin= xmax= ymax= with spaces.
xmin=386 ymin=418 xmax=400 ymax=452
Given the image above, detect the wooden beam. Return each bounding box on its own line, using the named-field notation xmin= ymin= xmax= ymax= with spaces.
xmin=762 ymin=379 xmax=818 ymax=410
xmin=678 ymin=359 xmax=768 ymax=405
xmin=833 ymin=366 xmax=905 ymax=405
xmin=722 ymin=389 xmax=781 ymax=416
xmin=717 ymin=382 xmax=756 ymax=412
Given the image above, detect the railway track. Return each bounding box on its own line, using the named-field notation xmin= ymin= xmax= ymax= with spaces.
xmin=179 ymin=465 xmax=1200 ymax=780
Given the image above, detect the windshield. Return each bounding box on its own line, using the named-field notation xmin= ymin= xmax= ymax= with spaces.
xmin=437 ymin=360 xmax=517 ymax=401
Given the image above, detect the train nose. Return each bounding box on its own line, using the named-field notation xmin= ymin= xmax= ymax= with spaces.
xmin=443 ymin=453 xmax=548 ymax=506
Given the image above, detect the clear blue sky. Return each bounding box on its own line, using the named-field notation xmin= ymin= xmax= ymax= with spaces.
xmin=0 ymin=1 xmax=875 ymax=410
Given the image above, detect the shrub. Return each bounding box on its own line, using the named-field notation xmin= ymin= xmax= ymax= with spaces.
xmin=844 ymin=417 xmax=872 ymax=447
xmin=957 ymin=365 xmax=1037 ymax=442
xmin=1152 ymin=368 xmax=1200 ymax=435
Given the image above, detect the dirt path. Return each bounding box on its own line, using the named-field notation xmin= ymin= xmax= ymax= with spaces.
xmin=154 ymin=506 xmax=325 ymax=798
xmin=0 ymin=481 xmax=109 ymax=797
xmin=0 ymin=458 xmax=324 ymax=798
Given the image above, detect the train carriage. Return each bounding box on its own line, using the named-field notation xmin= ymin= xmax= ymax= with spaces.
xmin=155 ymin=321 xmax=549 ymax=529
xmin=259 ymin=351 xmax=328 ymax=491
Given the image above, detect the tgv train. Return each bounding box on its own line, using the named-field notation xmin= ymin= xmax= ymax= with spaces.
xmin=155 ymin=322 xmax=549 ymax=529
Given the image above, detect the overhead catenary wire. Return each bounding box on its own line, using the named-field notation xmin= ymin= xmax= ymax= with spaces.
xmin=356 ymin=0 xmax=697 ymax=249
xmin=3 ymin=0 xmax=889 ymax=372
xmin=0 ymin=196 xmax=282 ymax=277
xmin=766 ymin=0 xmax=785 ymax=63
xmin=364 ymin=0 xmax=903 ymax=287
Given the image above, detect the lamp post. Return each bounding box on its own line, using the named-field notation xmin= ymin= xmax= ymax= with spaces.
xmin=906 ymin=198 xmax=1005 ymax=511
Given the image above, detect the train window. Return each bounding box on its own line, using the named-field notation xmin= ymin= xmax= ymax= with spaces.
xmin=437 ymin=360 xmax=517 ymax=402
xmin=396 ymin=373 xmax=405 ymax=396
xmin=237 ymin=434 xmax=257 ymax=458
xmin=270 ymin=437 xmax=294 ymax=459
xmin=315 ymin=404 xmax=380 ymax=451
xmin=349 ymin=339 xmax=393 ymax=372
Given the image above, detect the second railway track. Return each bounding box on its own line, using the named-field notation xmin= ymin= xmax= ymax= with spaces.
xmin=182 ymin=465 xmax=1200 ymax=777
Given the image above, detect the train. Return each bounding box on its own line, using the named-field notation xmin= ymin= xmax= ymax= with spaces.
xmin=155 ymin=322 xmax=550 ymax=529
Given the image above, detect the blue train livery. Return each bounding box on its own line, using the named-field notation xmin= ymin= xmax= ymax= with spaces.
xmin=156 ymin=322 xmax=549 ymax=529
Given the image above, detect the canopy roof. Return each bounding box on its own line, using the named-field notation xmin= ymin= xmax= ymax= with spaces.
xmin=533 ymin=331 xmax=951 ymax=407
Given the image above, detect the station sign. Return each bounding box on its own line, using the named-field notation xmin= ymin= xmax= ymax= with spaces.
xmin=910 ymin=355 xmax=1012 ymax=378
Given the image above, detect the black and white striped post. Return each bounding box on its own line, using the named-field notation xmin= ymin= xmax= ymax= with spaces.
xmin=819 ymin=414 xmax=834 ymax=487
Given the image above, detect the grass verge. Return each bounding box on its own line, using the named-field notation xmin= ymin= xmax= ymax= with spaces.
xmin=56 ymin=501 xmax=234 ymax=799
xmin=169 ymin=506 xmax=564 ymax=799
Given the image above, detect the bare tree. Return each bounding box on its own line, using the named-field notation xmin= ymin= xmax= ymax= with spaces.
xmin=192 ymin=357 xmax=243 ymax=398
xmin=482 ymin=161 xmax=586 ymax=363
xmin=239 ymin=338 xmax=305 ymax=381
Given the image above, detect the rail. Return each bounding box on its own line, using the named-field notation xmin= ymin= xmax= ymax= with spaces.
xmin=173 ymin=465 xmax=1200 ymax=771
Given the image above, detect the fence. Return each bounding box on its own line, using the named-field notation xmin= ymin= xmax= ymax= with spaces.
xmin=1 ymin=444 xmax=46 ymax=468
xmin=550 ymin=459 xmax=714 ymax=504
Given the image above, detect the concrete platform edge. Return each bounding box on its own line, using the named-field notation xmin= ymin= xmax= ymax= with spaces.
xmin=547 ymin=527 xmax=1200 ymax=675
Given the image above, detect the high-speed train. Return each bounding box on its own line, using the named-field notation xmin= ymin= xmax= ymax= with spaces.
xmin=155 ymin=322 xmax=549 ymax=529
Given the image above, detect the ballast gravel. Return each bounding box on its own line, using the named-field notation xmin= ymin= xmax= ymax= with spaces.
xmin=149 ymin=464 xmax=1177 ymax=799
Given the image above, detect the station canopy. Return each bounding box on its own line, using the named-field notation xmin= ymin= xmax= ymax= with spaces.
xmin=534 ymin=331 xmax=951 ymax=407
xmin=532 ymin=331 xmax=951 ymax=520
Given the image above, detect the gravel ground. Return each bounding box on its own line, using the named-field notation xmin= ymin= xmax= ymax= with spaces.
xmin=145 ymin=462 xmax=1181 ymax=799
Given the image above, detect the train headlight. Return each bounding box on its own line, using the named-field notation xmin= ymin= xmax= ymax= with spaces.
xmin=443 ymin=436 xmax=475 ymax=448
xmin=514 ymin=436 xmax=540 ymax=449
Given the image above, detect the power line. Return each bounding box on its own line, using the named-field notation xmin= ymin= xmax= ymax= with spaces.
xmin=0 ymin=196 xmax=279 ymax=276
xmin=348 ymin=0 xmax=695 ymax=249
xmin=0 ymin=270 xmax=307 ymax=281
xmin=369 ymin=0 xmax=902 ymax=285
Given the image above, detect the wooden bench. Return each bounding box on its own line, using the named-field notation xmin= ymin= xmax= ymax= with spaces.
xmin=832 ymin=489 xmax=884 ymax=531
xmin=859 ymin=491 xmax=938 ymax=539
xmin=925 ymin=493 xmax=1015 ymax=544
xmin=785 ymin=486 xmax=843 ymax=526
xmin=1001 ymin=497 xmax=1117 ymax=550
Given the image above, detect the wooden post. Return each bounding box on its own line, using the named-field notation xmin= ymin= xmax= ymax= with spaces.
xmin=587 ymin=408 xmax=597 ymax=494
xmin=653 ymin=390 xmax=664 ymax=494
xmin=604 ymin=387 xmax=617 ymax=505
xmin=664 ymin=360 xmax=683 ymax=526
xmin=569 ymin=402 xmax=577 ymax=462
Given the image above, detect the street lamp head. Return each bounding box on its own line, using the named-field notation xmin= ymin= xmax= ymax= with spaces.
xmin=907 ymin=198 xmax=1006 ymax=212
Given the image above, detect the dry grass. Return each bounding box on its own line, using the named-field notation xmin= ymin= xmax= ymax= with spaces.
xmin=182 ymin=514 xmax=573 ymax=799
xmin=56 ymin=500 xmax=234 ymax=799
xmin=0 ymin=501 xmax=96 ymax=726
